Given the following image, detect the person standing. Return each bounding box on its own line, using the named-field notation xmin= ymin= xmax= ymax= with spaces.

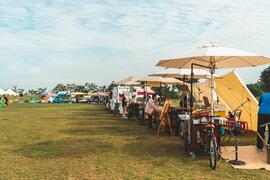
xmin=3 ymin=96 xmax=8 ymax=106
xmin=257 ymin=92 xmax=270 ymax=150
xmin=122 ymin=93 xmax=127 ymax=118
xmin=145 ymin=94 xmax=158 ymax=129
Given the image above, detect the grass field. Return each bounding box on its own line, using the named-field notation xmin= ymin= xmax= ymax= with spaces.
xmin=0 ymin=103 xmax=268 ymax=179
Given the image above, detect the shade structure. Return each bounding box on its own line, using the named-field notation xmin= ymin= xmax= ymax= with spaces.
xmin=4 ymin=89 xmax=18 ymax=96
xmin=137 ymin=76 xmax=183 ymax=86
xmin=116 ymin=76 xmax=140 ymax=86
xmin=156 ymin=43 xmax=270 ymax=69
xmin=149 ymin=68 xmax=212 ymax=79
xmin=215 ymin=70 xmax=258 ymax=131
xmin=156 ymin=43 xmax=270 ymax=115
xmin=0 ymin=89 xmax=5 ymax=95
xmin=192 ymin=71 xmax=258 ymax=131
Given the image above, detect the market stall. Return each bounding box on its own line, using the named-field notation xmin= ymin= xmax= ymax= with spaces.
xmin=136 ymin=76 xmax=183 ymax=133
xmin=156 ymin=43 xmax=270 ymax=170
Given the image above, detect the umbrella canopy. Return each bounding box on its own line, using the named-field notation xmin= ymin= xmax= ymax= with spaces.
xmin=149 ymin=68 xmax=212 ymax=79
xmin=156 ymin=43 xmax=270 ymax=69
xmin=156 ymin=43 xmax=270 ymax=116
xmin=116 ymin=76 xmax=140 ymax=86
xmin=137 ymin=76 xmax=183 ymax=86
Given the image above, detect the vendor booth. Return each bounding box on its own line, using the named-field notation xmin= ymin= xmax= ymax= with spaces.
xmin=136 ymin=76 xmax=183 ymax=134
xmin=156 ymin=43 xmax=270 ymax=170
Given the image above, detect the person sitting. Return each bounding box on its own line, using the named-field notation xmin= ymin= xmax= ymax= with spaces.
xmin=257 ymin=92 xmax=270 ymax=150
xmin=144 ymin=94 xmax=158 ymax=129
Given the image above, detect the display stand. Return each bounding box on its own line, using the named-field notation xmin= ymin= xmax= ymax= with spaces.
xmin=228 ymin=128 xmax=246 ymax=165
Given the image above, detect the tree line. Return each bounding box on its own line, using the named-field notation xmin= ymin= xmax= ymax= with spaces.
xmin=12 ymin=67 xmax=270 ymax=98
xmin=247 ymin=66 xmax=270 ymax=97
xmin=25 ymin=82 xmax=117 ymax=96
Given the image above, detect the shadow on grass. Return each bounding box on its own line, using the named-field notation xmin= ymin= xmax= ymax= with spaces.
xmin=65 ymin=120 xmax=122 ymax=126
xmin=59 ymin=126 xmax=142 ymax=136
xmin=121 ymin=139 xmax=184 ymax=159
xmin=13 ymin=139 xmax=113 ymax=159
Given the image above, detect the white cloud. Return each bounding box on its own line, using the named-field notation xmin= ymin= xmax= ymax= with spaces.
xmin=0 ymin=0 xmax=269 ymax=89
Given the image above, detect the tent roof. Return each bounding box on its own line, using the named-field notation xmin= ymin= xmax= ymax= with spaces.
xmin=137 ymin=76 xmax=183 ymax=85
xmin=215 ymin=70 xmax=258 ymax=131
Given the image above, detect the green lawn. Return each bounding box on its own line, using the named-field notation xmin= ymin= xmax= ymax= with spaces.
xmin=0 ymin=103 xmax=268 ymax=179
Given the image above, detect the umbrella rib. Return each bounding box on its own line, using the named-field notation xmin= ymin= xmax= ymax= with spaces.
xmin=215 ymin=56 xmax=256 ymax=67
xmin=215 ymin=56 xmax=233 ymax=62
xmin=176 ymin=58 xmax=193 ymax=69
xmin=236 ymin=56 xmax=256 ymax=67
xmin=196 ymin=57 xmax=210 ymax=63
xmin=176 ymin=57 xmax=209 ymax=69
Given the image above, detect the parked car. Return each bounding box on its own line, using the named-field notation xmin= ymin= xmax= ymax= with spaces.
xmin=89 ymin=95 xmax=108 ymax=104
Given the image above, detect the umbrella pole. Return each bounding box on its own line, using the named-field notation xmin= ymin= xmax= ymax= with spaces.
xmin=210 ymin=57 xmax=215 ymax=116
xmin=165 ymin=84 xmax=167 ymax=101
xmin=210 ymin=71 xmax=214 ymax=116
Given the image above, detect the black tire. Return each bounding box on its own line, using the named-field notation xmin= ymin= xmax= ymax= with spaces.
xmin=208 ymin=138 xmax=217 ymax=170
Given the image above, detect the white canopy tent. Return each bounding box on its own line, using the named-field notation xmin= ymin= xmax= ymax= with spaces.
xmin=0 ymin=89 xmax=5 ymax=95
xmin=3 ymin=89 xmax=18 ymax=96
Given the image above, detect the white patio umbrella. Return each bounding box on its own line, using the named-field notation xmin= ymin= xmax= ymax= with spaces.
xmin=116 ymin=76 xmax=140 ymax=86
xmin=156 ymin=43 xmax=270 ymax=115
xmin=137 ymin=76 xmax=183 ymax=100
xmin=149 ymin=68 xmax=212 ymax=79
xmin=137 ymin=76 xmax=183 ymax=86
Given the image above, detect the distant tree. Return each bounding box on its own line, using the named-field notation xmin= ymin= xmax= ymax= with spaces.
xmin=18 ymin=88 xmax=24 ymax=95
xmin=107 ymin=81 xmax=117 ymax=91
xmin=66 ymin=83 xmax=76 ymax=92
xmin=12 ymin=85 xmax=18 ymax=93
xmin=247 ymin=82 xmax=263 ymax=97
xmin=99 ymin=85 xmax=107 ymax=92
xmin=28 ymin=89 xmax=38 ymax=95
xmin=52 ymin=84 xmax=67 ymax=93
xmin=36 ymin=87 xmax=47 ymax=95
xmin=74 ymin=85 xmax=87 ymax=93
xmin=260 ymin=66 xmax=270 ymax=92
xmin=85 ymin=83 xmax=99 ymax=93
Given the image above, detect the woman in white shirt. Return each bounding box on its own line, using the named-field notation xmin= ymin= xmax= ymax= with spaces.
xmin=145 ymin=94 xmax=157 ymax=129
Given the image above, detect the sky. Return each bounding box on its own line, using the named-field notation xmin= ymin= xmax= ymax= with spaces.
xmin=0 ymin=0 xmax=270 ymax=90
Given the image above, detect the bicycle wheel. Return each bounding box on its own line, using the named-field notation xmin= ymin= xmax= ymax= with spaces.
xmin=208 ymin=137 xmax=217 ymax=170
xmin=183 ymin=132 xmax=189 ymax=152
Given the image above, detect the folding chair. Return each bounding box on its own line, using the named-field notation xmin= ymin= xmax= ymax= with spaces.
xmin=156 ymin=101 xmax=173 ymax=136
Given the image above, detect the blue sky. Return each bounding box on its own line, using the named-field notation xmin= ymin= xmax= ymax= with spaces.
xmin=0 ymin=0 xmax=270 ymax=90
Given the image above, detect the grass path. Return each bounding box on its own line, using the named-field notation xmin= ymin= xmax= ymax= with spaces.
xmin=0 ymin=103 xmax=268 ymax=179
